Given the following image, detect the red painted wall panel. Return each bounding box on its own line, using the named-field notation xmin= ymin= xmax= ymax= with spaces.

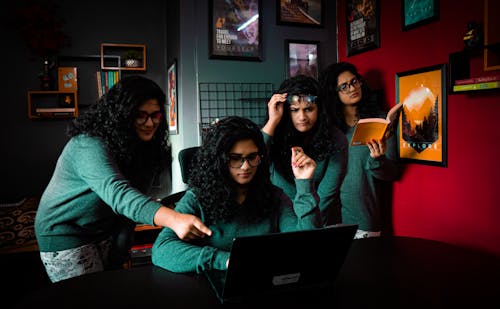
xmin=336 ymin=0 xmax=500 ymax=255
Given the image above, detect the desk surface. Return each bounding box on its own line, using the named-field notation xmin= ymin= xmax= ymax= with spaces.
xmin=11 ymin=236 xmax=500 ymax=309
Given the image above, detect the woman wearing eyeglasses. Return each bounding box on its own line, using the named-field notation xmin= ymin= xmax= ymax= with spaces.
xmin=262 ymin=75 xmax=348 ymax=227
xmin=319 ymin=62 xmax=401 ymax=239
xmin=35 ymin=76 xmax=212 ymax=283
xmin=152 ymin=116 xmax=320 ymax=273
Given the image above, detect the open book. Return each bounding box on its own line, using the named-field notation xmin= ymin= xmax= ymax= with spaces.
xmin=350 ymin=102 xmax=403 ymax=146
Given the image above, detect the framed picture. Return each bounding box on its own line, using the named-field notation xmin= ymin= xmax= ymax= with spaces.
xmin=209 ymin=0 xmax=262 ymax=61
xmin=167 ymin=60 xmax=178 ymax=135
xmin=346 ymin=0 xmax=379 ymax=56
xmin=402 ymin=0 xmax=439 ymax=31
xmin=276 ymin=0 xmax=324 ymax=28
xmin=285 ymin=40 xmax=319 ymax=79
xmin=395 ymin=64 xmax=447 ymax=167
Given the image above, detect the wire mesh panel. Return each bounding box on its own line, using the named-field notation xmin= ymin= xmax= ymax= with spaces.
xmin=199 ymin=82 xmax=274 ymax=136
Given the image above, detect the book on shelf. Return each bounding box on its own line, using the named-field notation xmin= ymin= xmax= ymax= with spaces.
xmin=350 ymin=102 xmax=403 ymax=146
xmin=453 ymin=81 xmax=500 ymax=92
xmin=95 ymin=70 xmax=120 ymax=98
xmin=35 ymin=107 xmax=76 ymax=113
xmin=57 ymin=67 xmax=78 ymax=91
xmin=454 ymin=74 xmax=500 ymax=85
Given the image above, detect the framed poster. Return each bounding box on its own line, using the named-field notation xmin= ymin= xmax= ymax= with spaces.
xmin=346 ymin=0 xmax=379 ymax=56
xmin=167 ymin=60 xmax=178 ymax=135
xmin=209 ymin=0 xmax=262 ymax=61
xmin=285 ymin=40 xmax=319 ymax=79
xmin=402 ymin=0 xmax=439 ymax=31
xmin=276 ymin=0 xmax=324 ymax=28
xmin=395 ymin=64 xmax=447 ymax=167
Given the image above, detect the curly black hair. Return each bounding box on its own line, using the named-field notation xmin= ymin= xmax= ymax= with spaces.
xmin=188 ymin=116 xmax=278 ymax=224
xmin=67 ymin=75 xmax=170 ymax=183
xmin=268 ymin=74 xmax=341 ymax=182
xmin=319 ymin=62 xmax=384 ymax=133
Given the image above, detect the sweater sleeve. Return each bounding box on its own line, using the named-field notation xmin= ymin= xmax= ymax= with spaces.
xmin=278 ymin=179 xmax=321 ymax=232
xmin=152 ymin=190 xmax=230 ymax=273
xmin=73 ymin=135 xmax=161 ymax=225
xmin=366 ymin=133 xmax=401 ymax=181
xmin=316 ymin=133 xmax=348 ymax=224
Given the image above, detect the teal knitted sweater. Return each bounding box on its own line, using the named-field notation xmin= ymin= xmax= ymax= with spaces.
xmin=152 ymin=180 xmax=320 ymax=273
xmin=35 ymin=135 xmax=162 ymax=252
xmin=262 ymin=130 xmax=348 ymax=226
xmin=341 ymin=127 xmax=400 ymax=231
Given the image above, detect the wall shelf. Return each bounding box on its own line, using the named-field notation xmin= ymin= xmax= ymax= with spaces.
xmin=27 ymin=91 xmax=79 ymax=119
xmin=100 ymin=43 xmax=146 ymax=71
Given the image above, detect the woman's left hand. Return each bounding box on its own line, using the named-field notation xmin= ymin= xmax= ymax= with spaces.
xmin=367 ymin=139 xmax=386 ymax=159
xmin=291 ymin=147 xmax=316 ymax=179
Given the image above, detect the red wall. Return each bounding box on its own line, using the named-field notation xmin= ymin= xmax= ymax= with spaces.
xmin=336 ymin=0 xmax=500 ymax=256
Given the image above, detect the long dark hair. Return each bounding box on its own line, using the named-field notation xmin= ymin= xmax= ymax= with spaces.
xmin=67 ymin=75 xmax=170 ymax=182
xmin=268 ymin=74 xmax=341 ymax=182
xmin=319 ymin=62 xmax=383 ymax=133
xmin=188 ymin=116 xmax=277 ymax=224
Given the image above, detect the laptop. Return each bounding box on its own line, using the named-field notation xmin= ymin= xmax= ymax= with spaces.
xmin=204 ymin=224 xmax=358 ymax=304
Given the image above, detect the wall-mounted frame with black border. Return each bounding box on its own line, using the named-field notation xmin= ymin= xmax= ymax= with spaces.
xmin=346 ymin=0 xmax=379 ymax=56
xmin=209 ymin=0 xmax=262 ymax=61
xmin=395 ymin=64 xmax=447 ymax=167
xmin=285 ymin=40 xmax=320 ymax=79
xmin=167 ymin=60 xmax=178 ymax=135
xmin=402 ymin=0 xmax=439 ymax=31
xmin=276 ymin=0 xmax=324 ymax=28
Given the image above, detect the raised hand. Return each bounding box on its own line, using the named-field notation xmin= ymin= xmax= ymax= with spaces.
xmin=290 ymin=147 xmax=316 ymax=179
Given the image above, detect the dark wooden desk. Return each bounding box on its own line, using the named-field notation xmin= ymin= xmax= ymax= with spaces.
xmin=11 ymin=236 xmax=500 ymax=308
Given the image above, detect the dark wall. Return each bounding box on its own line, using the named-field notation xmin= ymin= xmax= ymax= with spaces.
xmin=2 ymin=0 xmax=168 ymax=201
xmin=2 ymin=0 xmax=337 ymax=200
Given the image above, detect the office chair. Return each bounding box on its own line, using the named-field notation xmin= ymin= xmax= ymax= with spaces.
xmin=160 ymin=146 xmax=199 ymax=208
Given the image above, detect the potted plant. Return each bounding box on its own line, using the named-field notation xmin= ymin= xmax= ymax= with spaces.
xmin=123 ymin=50 xmax=143 ymax=68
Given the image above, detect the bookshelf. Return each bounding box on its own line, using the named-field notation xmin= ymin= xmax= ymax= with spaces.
xmin=27 ymin=91 xmax=78 ymax=119
xmin=100 ymin=43 xmax=146 ymax=71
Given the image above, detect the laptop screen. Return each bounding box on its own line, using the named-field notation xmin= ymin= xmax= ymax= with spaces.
xmin=204 ymin=224 xmax=358 ymax=304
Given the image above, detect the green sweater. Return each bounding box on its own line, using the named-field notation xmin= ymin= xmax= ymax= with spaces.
xmin=262 ymin=130 xmax=348 ymax=226
xmin=152 ymin=180 xmax=320 ymax=273
xmin=341 ymin=127 xmax=400 ymax=231
xmin=35 ymin=135 xmax=162 ymax=252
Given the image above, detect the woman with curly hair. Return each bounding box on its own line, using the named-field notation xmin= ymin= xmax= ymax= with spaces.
xmin=262 ymin=75 xmax=348 ymax=226
xmin=152 ymin=116 xmax=320 ymax=273
xmin=35 ymin=76 xmax=211 ymax=283
xmin=319 ymin=62 xmax=401 ymax=239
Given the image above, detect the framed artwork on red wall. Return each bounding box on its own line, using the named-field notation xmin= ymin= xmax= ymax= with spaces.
xmin=402 ymin=0 xmax=439 ymax=31
xmin=395 ymin=64 xmax=447 ymax=167
xmin=346 ymin=0 xmax=379 ymax=56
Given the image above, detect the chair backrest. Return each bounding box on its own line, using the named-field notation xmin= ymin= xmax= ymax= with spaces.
xmin=178 ymin=146 xmax=199 ymax=184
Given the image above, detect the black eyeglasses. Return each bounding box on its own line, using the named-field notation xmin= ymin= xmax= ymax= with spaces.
xmin=228 ymin=153 xmax=261 ymax=168
xmin=287 ymin=94 xmax=317 ymax=105
xmin=135 ymin=111 xmax=163 ymax=125
xmin=336 ymin=78 xmax=362 ymax=93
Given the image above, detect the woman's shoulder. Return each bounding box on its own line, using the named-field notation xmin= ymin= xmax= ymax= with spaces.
xmin=67 ymin=134 xmax=106 ymax=151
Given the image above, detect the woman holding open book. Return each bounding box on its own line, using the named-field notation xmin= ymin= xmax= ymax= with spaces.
xmin=319 ymin=62 xmax=401 ymax=239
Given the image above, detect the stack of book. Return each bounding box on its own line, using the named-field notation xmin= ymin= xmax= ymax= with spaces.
xmin=96 ymin=70 xmax=120 ymax=98
xmin=453 ymin=74 xmax=500 ymax=92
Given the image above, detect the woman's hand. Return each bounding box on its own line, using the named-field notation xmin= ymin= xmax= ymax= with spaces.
xmin=262 ymin=93 xmax=287 ymax=136
xmin=367 ymin=139 xmax=386 ymax=159
xmin=291 ymin=147 xmax=316 ymax=179
xmin=155 ymin=207 xmax=212 ymax=241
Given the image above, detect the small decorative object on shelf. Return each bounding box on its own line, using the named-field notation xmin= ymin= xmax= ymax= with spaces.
xmin=123 ymin=50 xmax=142 ymax=68
xmin=463 ymin=21 xmax=483 ymax=50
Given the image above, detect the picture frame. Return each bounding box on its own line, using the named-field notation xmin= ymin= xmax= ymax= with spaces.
xmin=276 ymin=0 xmax=324 ymax=28
xmin=167 ymin=60 xmax=178 ymax=135
xmin=401 ymin=0 xmax=439 ymax=31
xmin=209 ymin=0 xmax=262 ymax=61
xmin=395 ymin=64 xmax=447 ymax=167
xmin=346 ymin=0 xmax=379 ymax=56
xmin=285 ymin=40 xmax=319 ymax=79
